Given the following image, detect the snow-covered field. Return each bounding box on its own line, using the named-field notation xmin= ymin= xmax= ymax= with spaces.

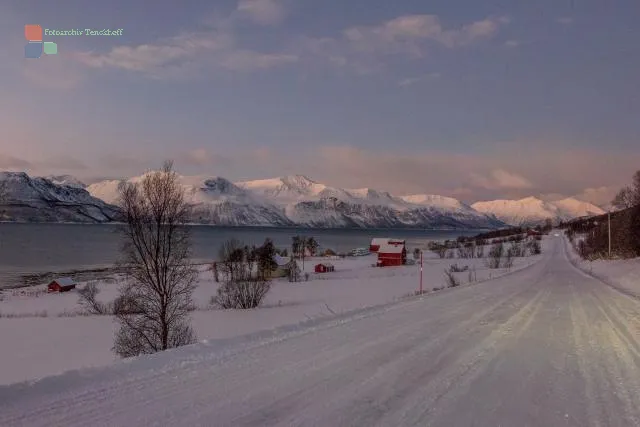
xmin=564 ymin=235 xmax=640 ymax=297
xmin=0 ymin=242 xmax=548 ymax=386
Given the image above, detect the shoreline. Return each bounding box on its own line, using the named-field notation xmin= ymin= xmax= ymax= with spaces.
xmin=0 ymin=225 xmax=495 ymax=290
xmin=0 ymin=261 xmax=214 ymax=291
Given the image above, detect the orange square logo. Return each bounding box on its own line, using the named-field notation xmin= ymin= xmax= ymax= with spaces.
xmin=25 ymin=24 xmax=42 ymax=41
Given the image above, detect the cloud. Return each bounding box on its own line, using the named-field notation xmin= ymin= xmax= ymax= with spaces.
xmin=180 ymin=148 xmax=231 ymax=167
xmin=398 ymin=72 xmax=440 ymax=87
xmin=74 ymin=2 xmax=297 ymax=79
xmin=71 ymin=0 xmax=301 ymax=78
xmin=293 ymin=15 xmax=509 ymax=74
xmin=504 ymin=40 xmax=520 ymax=48
xmin=0 ymin=154 xmax=32 ymax=169
xmin=101 ymin=153 xmax=150 ymax=171
xmin=557 ymin=17 xmax=574 ymax=25
xmin=221 ymin=50 xmax=298 ymax=70
xmin=398 ymin=77 xmax=422 ymax=87
xmin=73 ymin=7 xmax=507 ymax=80
xmin=7 ymin=142 xmax=633 ymax=205
xmin=37 ymin=156 xmax=88 ymax=171
xmin=237 ymin=0 xmax=287 ymax=25
xmin=76 ymin=31 xmax=297 ymax=77
xmin=342 ymin=14 xmax=507 ymax=56
xmin=573 ymin=186 xmax=617 ymax=207
xmin=75 ymin=32 xmax=234 ymax=77
xmin=538 ymin=193 xmax=567 ymax=202
xmin=470 ymin=169 xmax=534 ymax=190
xmin=253 ymin=143 xmax=637 ymax=203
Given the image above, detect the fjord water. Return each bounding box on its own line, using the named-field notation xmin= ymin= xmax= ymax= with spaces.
xmin=0 ymin=223 xmax=481 ymax=288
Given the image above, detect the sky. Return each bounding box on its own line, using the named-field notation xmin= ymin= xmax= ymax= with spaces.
xmin=1 ymin=0 xmax=639 ymax=205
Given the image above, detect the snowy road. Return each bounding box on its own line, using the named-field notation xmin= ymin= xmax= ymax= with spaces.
xmin=3 ymin=237 xmax=640 ymax=426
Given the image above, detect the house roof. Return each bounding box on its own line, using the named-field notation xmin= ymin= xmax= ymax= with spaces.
xmin=377 ymin=243 xmax=405 ymax=254
xmin=371 ymin=238 xmax=405 ymax=245
xmin=51 ymin=277 xmax=74 ymax=286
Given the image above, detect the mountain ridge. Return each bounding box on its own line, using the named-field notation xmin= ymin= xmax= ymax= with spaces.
xmin=0 ymin=171 xmax=605 ymax=228
xmin=471 ymin=196 xmax=605 ymax=226
xmin=0 ymin=172 xmax=117 ymax=223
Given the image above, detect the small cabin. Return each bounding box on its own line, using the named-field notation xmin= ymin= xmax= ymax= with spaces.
xmin=376 ymin=242 xmax=407 ymax=267
xmin=314 ymin=263 xmax=335 ymax=273
xmin=48 ymin=277 xmax=76 ymax=293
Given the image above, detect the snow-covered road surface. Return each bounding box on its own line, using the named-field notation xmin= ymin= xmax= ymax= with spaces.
xmin=3 ymin=237 xmax=640 ymax=426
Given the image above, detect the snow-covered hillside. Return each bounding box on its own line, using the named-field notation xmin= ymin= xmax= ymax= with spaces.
xmin=237 ymin=175 xmax=503 ymax=229
xmin=472 ymin=197 xmax=605 ymax=226
xmin=552 ymin=197 xmax=606 ymax=219
xmin=0 ymin=172 xmax=117 ymax=223
xmin=86 ymin=175 xmax=293 ymax=227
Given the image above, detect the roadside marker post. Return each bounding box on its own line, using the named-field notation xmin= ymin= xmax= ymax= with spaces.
xmin=419 ymin=250 xmax=423 ymax=294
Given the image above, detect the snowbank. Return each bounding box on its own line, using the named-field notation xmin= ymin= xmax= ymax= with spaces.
xmin=564 ymin=234 xmax=640 ymax=297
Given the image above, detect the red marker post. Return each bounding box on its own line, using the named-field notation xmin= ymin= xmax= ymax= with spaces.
xmin=419 ymin=250 xmax=423 ymax=294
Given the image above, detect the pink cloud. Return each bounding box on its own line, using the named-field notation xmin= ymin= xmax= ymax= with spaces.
xmin=237 ymin=0 xmax=288 ymax=26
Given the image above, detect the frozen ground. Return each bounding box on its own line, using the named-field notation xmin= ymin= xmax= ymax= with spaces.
xmin=3 ymin=236 xmax=640 ymax=426
xmin=0 ymin=242 xmax=546 ymax=386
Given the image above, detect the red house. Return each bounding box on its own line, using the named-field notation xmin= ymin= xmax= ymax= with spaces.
xmin=376 ymin=242 xmax=407 ymax=267
xmin=370 ymin=238 xmax=406 ymax=252
xmin=315 ymin=263 xmax=335 ymax=273
xmin=48 ymin=277 xmax=76 ymax=293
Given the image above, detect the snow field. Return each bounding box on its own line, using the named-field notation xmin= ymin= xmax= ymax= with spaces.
xmin=0 ymin=240 xmax=550 ymax=385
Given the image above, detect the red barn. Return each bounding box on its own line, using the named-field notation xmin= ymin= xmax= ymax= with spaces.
xmin=48 ymin=277 xmax=76 ymax=293
xmin=376 ymin=242 xmax=407 ymax=267
xmin=370 ymin=238 xmax=406 ymax=252
xmin=315 ymin=263 xmax=335 ymax=273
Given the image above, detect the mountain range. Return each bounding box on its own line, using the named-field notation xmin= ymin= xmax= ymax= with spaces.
xmin=471 ymin=197 xmax=605 ymax=226
xmin=0 ymin=172 xmax=117 ymax=223
xmin=0 ymin=171 xmax=605 ymax=228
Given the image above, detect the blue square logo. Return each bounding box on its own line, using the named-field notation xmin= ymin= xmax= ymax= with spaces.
xmin=25 ymin=42 xmax=43 ymax=58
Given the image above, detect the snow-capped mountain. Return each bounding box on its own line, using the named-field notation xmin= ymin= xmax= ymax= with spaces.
xmin=85 ymin=173 xmax=501 ymax=228
xmin=0 ymin=172 xmax=117 ymax=223
xmin=471 ymin=197 xmax=605 ymax=226
xmin=552 ymin=198 xmax=606 ymax=219
xmin=237 ymin=175 xmax=503 ymax=229
xmin=3 ymin=171 xmax=604 ymax=228
xmin=86 ymin=175 xmax=293 ymax=226
xmin=44 ymin=175 xmax=86 ymax=189
xmin=237 ymin=175 xmax=354 ymax=205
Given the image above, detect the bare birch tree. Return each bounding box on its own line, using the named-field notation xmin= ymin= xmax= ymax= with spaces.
xmin=113 ymin=161 xmax=198 ymax=358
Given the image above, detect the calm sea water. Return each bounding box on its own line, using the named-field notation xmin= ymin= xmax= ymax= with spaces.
xmin=0 ymin=224 xmax=481 ymax=288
